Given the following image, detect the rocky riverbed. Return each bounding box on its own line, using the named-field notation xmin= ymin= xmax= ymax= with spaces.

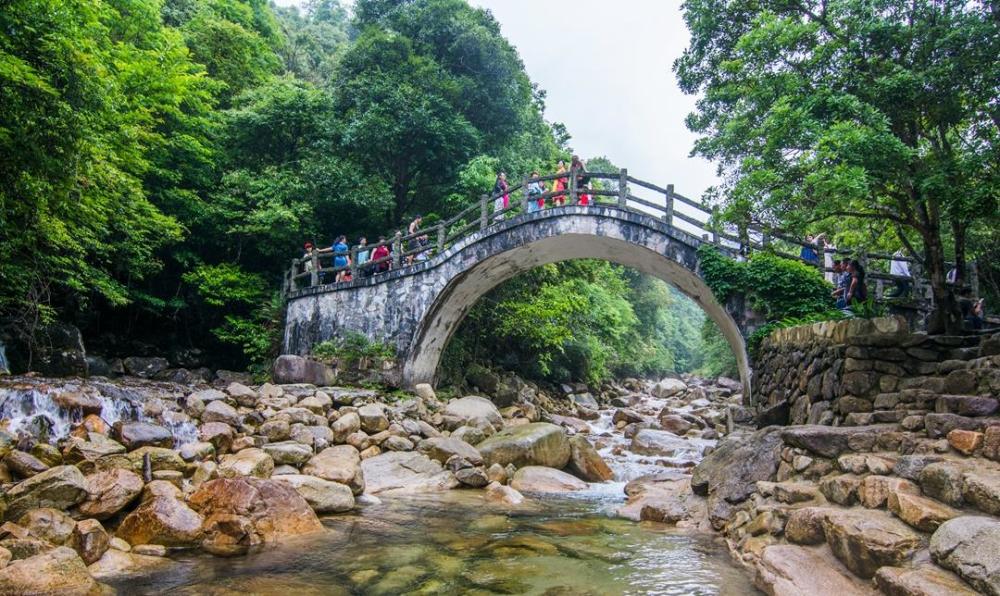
xmin=0 ymin=372 xmax=753 ymax=594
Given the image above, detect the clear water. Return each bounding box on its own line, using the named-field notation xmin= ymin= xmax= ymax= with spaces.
xmin=110 ymin=491 xmax=755 ymax=595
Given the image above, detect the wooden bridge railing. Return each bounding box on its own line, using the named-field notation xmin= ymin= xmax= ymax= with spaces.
xmin=281 ymin=168 xmax=962 ymax=307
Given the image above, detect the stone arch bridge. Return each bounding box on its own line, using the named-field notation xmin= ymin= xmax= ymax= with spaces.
xmin=280 ymin=170 xmax=924 ymax=401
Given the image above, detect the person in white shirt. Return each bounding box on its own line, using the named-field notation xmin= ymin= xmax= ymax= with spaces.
xmin=889 ymin=249 xmax=911 ymax=297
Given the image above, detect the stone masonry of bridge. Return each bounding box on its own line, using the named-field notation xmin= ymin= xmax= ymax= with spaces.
xmin=283 ymin=205 xmax=754 ymax=397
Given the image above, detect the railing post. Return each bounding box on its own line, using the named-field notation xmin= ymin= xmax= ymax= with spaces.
xmin=392 ymin=232 xmax=402 ymax=268
xmin=480 ymin=194 xmax=488 ymax=230
xmin=711 ymin=206 xmax=720 ymax=245
xmin=310 ymin=252 xmax=319 ymax=287
xmin=664 ymin=184 xmax=674 ymax=225
xmin=349 ymin=246 xmax=358 ymax=279
xmin=618 ymin=168 xmax=627 ymax=208
xmin=569 ymin=168 xmax=578 ymax=205
xmin=436 ymin=223 xmax=445 ymax=253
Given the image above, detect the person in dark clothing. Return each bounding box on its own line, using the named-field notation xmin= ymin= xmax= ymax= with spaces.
xmin=846 ymin=260 xmax=868 ymax=306
xmin=959 ymin=288 xmax=985 ymax=330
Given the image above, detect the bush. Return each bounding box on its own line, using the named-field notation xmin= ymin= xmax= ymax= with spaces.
xmin=697 ymin=245 xmax=834 ymax=319
xmin=311 ymin=332 xmax=396 ymax=366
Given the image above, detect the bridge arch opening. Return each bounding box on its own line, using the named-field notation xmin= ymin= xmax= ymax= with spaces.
xmin=402 ymin=231 xmax=750 ymax=397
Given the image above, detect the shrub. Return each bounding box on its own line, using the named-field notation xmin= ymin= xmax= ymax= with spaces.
xmin=311 ymin=332 xmax=395 ymax=365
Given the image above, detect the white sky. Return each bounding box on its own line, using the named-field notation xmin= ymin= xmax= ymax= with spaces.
xmin=273 ymin=0 xmax=720 ymax=199
xmin=471 ymin=0 xmax=719 ymax=199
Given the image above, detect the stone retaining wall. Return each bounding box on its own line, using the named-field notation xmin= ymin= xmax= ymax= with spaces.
xmin=754 ymin=316 xmax=1000 ymax=426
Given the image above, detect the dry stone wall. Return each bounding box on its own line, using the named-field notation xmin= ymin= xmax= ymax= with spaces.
xmin=754 ymin=316 xmax=1000 ymax=427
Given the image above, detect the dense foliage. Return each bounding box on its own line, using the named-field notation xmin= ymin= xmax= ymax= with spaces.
xmin=677 ymin=0 xmax=1000 ymax=332
xmin=697 ymin=246 xmax=837 ymax=359
xmin=1 ymin=0 xmax=723 ymax=381
xmin=441 ymin=261 xmax=713 ymax=386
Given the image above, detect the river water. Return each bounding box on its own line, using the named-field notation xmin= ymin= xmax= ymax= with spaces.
xmin=112 ymin=491 xmax=753 ymax=595
xmin=107 ymin=386 xmax=755 ymax=595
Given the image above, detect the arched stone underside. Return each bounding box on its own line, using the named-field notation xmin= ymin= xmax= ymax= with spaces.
xmin=283 ymin=206 xmax=752 ymax=398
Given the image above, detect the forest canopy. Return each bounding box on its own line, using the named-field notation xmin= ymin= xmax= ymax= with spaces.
xmin=0 ymin=0 xmax=727 ymax=382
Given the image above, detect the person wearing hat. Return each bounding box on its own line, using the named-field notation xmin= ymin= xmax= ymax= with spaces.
xmin=302 ymin=242 xmax=316 ymax=274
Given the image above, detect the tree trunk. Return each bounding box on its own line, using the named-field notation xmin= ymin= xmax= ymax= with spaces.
xmin=951 ymin=218 xmax=966 ymax=287
xmin=923 ymin=229 xmax=963 ymax=334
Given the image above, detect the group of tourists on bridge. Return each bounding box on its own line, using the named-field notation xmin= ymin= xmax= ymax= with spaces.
xmin=299 ymin=157 xmax=597 ymax=285
xmin=492 ymin=155 xmax=593 ymax=217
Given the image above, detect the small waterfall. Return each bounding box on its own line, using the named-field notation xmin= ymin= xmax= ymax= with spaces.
xmin=0 ymin=381 xmax=198 ymax=447
xmin=0 ymin=341 xmax=9 ymax=375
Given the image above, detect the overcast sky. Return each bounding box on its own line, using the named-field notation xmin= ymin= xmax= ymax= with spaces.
xmin=471 ymin=0 xmax=719 ymax=199
xmin=273 ymin=0 xmax=720 ymax=199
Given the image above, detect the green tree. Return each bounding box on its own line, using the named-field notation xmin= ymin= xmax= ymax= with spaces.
xmin=676 ymin=0 xmax=1000 ymax=332
xmin=0 ymin=0 xmax=212 ymax=348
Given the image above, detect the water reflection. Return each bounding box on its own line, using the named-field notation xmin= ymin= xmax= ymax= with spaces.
xmin=112 ymin=491 xmax=753 ymax=595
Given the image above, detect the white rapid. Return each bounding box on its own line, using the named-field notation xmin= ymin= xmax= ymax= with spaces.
xmin=0 ymin=379 xmax=198 ymax=446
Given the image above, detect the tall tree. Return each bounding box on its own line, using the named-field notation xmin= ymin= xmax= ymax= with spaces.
xmin=676 ymin=0 xmax=1000 ymax=332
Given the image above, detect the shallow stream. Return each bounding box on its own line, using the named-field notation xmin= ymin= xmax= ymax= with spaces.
xmin=112 ymin=487 xmax=754 ymax=595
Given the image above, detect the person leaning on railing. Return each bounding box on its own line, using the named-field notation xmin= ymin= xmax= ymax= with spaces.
xmin=571 ymin=155 xmax=590 ymax=205
xmin=372 ymin=236 xmax=390 ymax=274
xmin=527 ymin=171 xmax=544 ymax=213
xmin=551 ymin=161 xmax=568 ymax=206
xmin=888 ymin=249 xmax=912 ymax=298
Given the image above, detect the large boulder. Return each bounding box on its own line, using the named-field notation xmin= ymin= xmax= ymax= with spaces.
xmin=475 ymin=423 xmax=570 ymax=469
xmin=274 ymin=475 xmax=355 ymax=513
xmin=116 ymin=481 xmax=203 ymax=547
xmin=17 ymin=507 xmax=77 ymax=545
xmin=68 ymin=519 xmax=109 ymax=565
xmin=202 ymin=400 xmax=240 ymax=426
xmin=123 ymin=356 xmax=169 ymax=379
xmin=117 ymin=422 xmax=173 ymax=450
xmin=617 ymin=473 xmax=705 ymax=525
xmin=822 ymin=509 xmax=922 ymax=579
xmin=444 ymin=396 xmax=503 ymax=432
xmin=875 ymin=566 xmax=978 ymax=596
xmin=357 ymin=404 xmax=389 ymax=434
xmin=510 ymin=466 xmax=588 ymax=493
xmin=359 ymin=451 xmax=458 ymax=495
xmin=218 ymin=448 xmax=274 ymax=479
xmin=651 ymin=378 xmax=687 ymax=398
xmin=261 ymin=441 xmax=313 ymax=466
xmin=302 ymin=445 xmax=365 ymax=495
xmin=566 ymin=435 xmax=613 ymax=482
xmin=77 ymin=468 xmax=143 ymax=519
xmin=690 ymin=428 xmax=783 ymax=529
xmin=417 ymin=437 xmax=483 ymax=466
xmin=188 ymin=477 xmax=323 ymax=556
xmin=331 ymin=411 xmax=360 ymax=443
xmin=930 ymin=516 xmax=1000 ymax=595
xmin=4 ymin=465 xmax=88 ymax=521
xmin=781 ymin=425 xmax=894 ymax=458
xmin=272 ymin=355 xmax=336 ymax=386
xmin=754 ymin=544 xmax=876 ymax=596
xmin=63 ymin=433 xmax=126 ymax=464
xmin=4 ymin=450 xmax=48 ymax=478
xmin=87 ymin=549 xmax=171 ymax=580
xmin=630 ymin=429 xmax=701 ymax=459
xmin=0 ymin=547 xmax=100 ymax=596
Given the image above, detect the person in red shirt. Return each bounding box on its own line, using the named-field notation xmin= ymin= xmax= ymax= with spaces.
xmin=371 ymin=236 xmax=391 ymax=274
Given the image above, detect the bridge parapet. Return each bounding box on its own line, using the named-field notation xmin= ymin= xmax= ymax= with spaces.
xmin=283 ymin=169 xmax=933 ymax=304
xmin=281 ymin=169 xmax=943 ymax=400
